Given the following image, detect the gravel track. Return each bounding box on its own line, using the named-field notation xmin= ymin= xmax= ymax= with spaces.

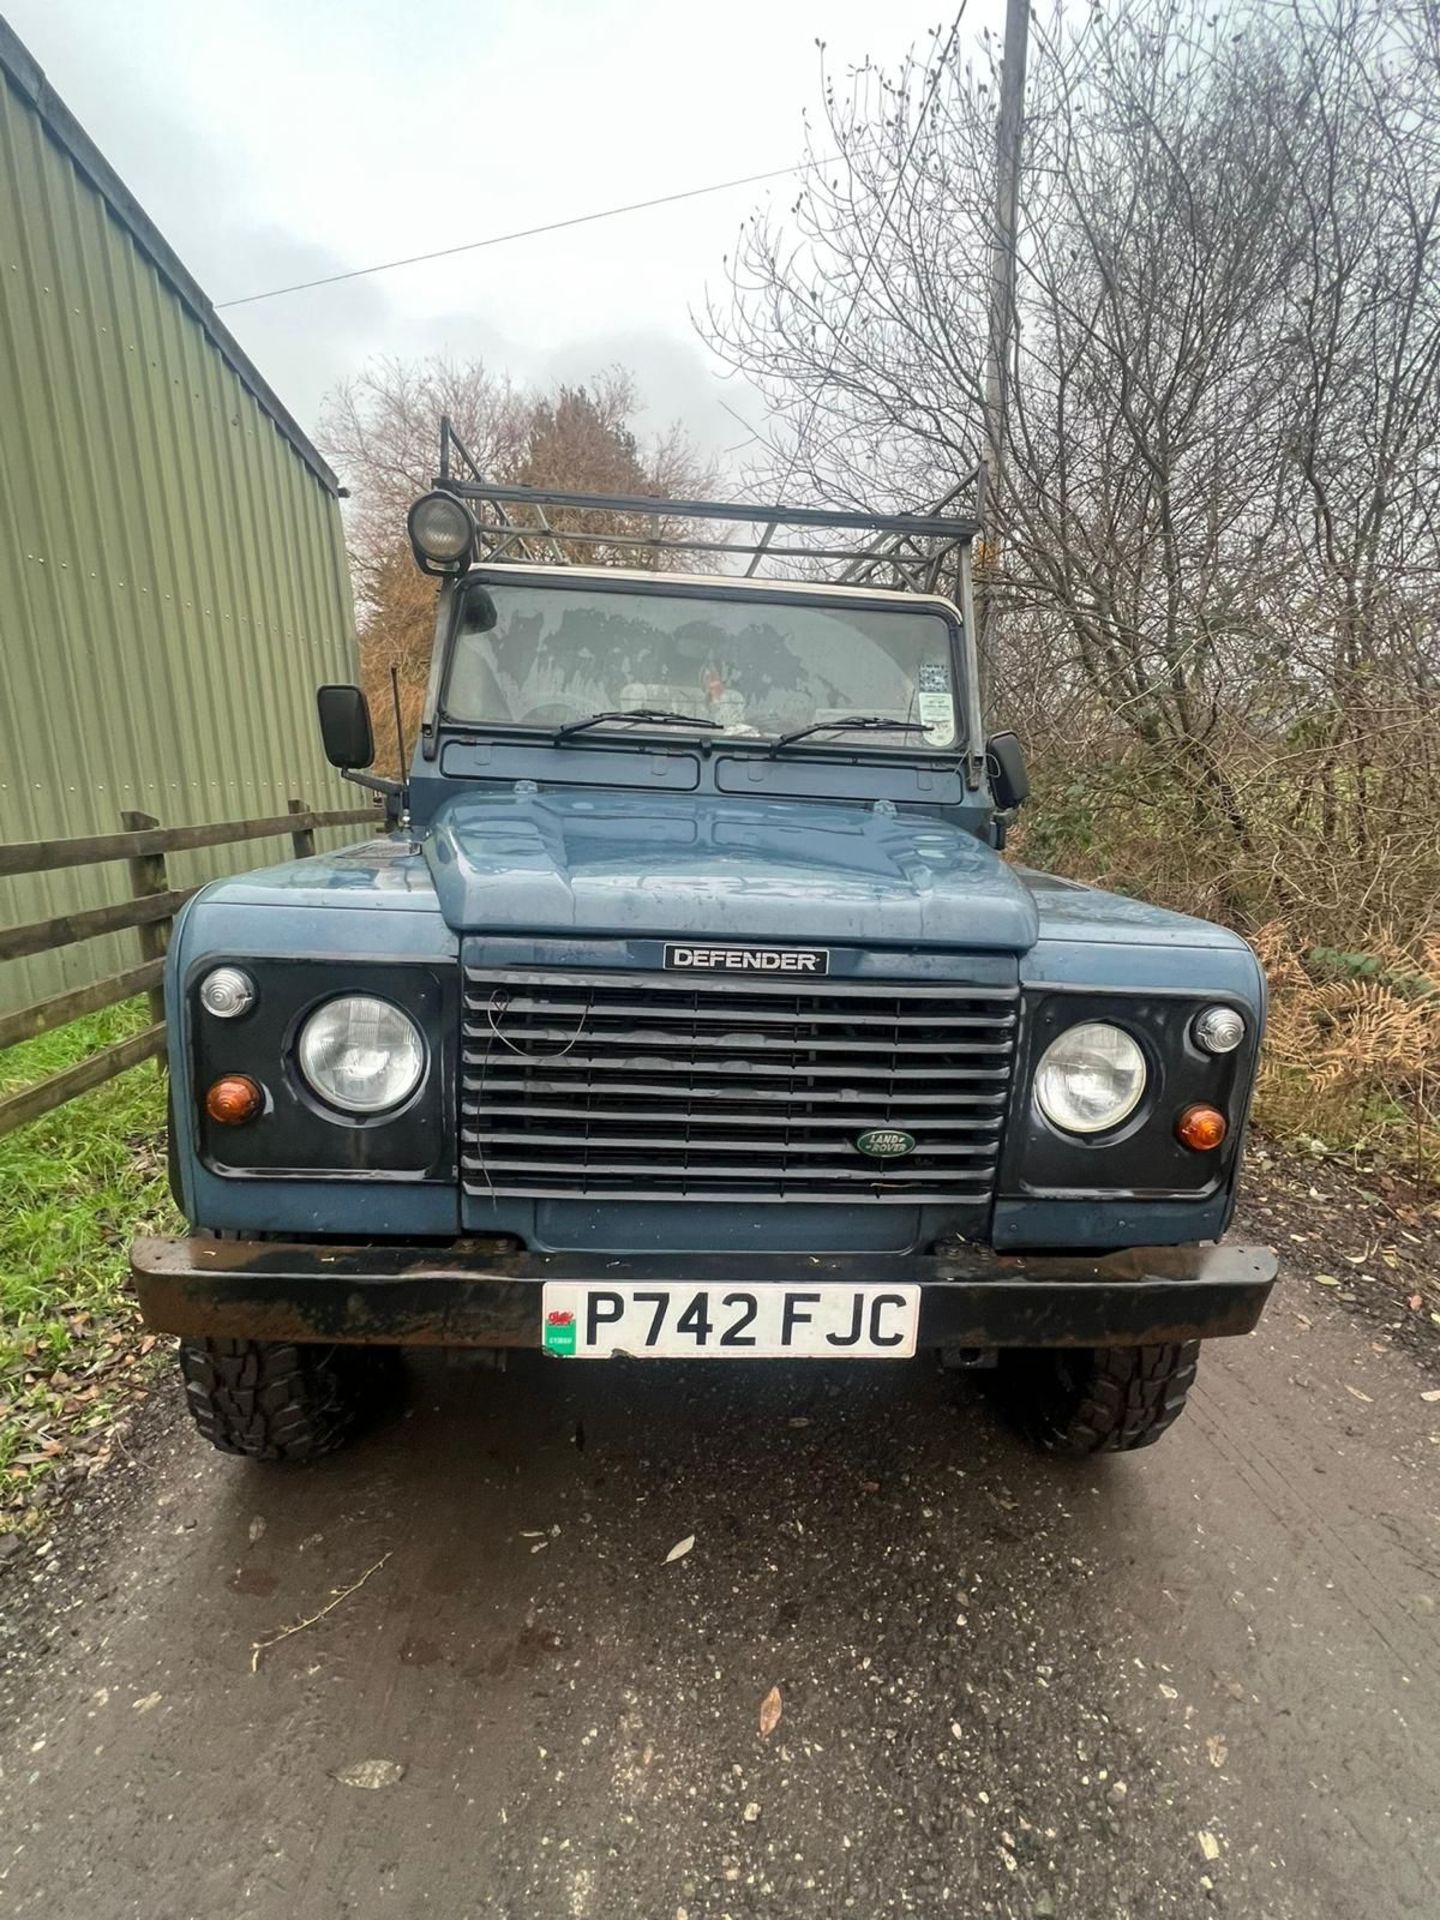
xmin=1 ymin=1256 xmax=1436 ymax=1919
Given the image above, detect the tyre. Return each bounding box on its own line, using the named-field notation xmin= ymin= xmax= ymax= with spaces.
xmin=177 ymin=1337 xmax=377 ymax=1462
xmin=999 ymin=1341 xmax=1200 ymax=1457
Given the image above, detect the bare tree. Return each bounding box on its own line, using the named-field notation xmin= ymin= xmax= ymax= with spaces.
xmin=705 ymin=0 xmax=1440 ymax=934
xmin=316 ymin=357 xmax=715 ymax=768
xmin=320 ymin=357 xmax=531 ymax=613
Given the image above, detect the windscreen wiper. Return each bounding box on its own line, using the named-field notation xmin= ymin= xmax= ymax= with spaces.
xmin=554 ymin=708 xmax=725 ymax=742
xmin=769 ymin=715 xmax=932 ymax=754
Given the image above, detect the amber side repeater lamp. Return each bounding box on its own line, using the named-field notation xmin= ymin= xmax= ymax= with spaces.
xmin=205 ymin=1075 xmax=263 ymax=1126
xmin=1176 ymin=1104 xmax=1227 ymax=1152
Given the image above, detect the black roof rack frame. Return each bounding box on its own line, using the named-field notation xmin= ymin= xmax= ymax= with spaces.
xmin=436 ymin=416 xmax=980 ymax=595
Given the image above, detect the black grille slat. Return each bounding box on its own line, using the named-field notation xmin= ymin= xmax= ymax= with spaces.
xmin=468 ymin=1025 xmax=1011 ymax=1057
xmin=467 ymin=1081 xmax=1005 ymax=1108
xmin=467 ymin=1134 xmax=1001 ymax=1157
xmin=468 ymin=1107 xmax=1002 ymax=1131
xmin=465 ymin=1063 xmax=1009 ymax=1088
xmin=468 ymin=968 xmax=1009 ymax=1000
xmin=461 ymin=964 xmax=1015 ymax=1204
xmin=463 ymin=1155 xmax=998 ymax=1183
xmin=465 ymin=993 xmax=1017 ymax=1031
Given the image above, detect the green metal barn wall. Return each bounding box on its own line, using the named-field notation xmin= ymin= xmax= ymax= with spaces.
xmin=0 ymin=32 xmax=362 ymax=1015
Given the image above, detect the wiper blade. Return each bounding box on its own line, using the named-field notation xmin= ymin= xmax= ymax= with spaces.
xmin=769 ymin=715 xmax=932 ymax=753
xmin=554 ymin=707 xmax=724 ymax=742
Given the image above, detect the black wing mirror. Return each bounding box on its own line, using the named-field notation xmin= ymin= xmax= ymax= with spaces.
xmin=985 ymin=731 xmax=1030 ymax=811
xmin=317 ymin=684 xmax=375 ymax=770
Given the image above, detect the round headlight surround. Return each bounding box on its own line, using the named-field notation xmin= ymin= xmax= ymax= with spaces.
xmin=1034 ymin=1020 xmax=1148 ymax=1136
xmin=407 ymin=489 xmax=476 ymax=570
xmin=199 ymin=966 xmax=256 ymax=1019
xmin=1193 ymin=1004 xmax=1246 ymax=1054
xmin=296 ymin=994 xmax=426 ymax=1116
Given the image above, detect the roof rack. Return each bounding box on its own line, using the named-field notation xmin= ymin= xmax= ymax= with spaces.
xmin=436 ymin=416 xmax=979 ymax=595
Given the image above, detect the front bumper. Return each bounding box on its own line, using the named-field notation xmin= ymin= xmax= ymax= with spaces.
xmin=130 ymin=1236 xmax=1277 ymax=1350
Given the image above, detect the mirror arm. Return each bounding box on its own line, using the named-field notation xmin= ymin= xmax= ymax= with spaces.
xmin=341 ymin=769 xmax=402 ymax=798
xmin=340 ymin=767 xmax=405 ymax=831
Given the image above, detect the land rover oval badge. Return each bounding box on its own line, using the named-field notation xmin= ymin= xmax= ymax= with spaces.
xmin=854 ymin=1128 xmax=916 ymax=1159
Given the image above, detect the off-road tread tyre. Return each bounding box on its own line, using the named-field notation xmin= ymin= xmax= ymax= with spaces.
xmin=1003 ymin=1341 xmax=1200 ymax=1457
xmin=178 ymin=1337 xmax=369 ymax=1463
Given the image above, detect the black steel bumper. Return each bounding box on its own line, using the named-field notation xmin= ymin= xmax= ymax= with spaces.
xmin=130 ymin=1236 xmax=1277 ymax=1350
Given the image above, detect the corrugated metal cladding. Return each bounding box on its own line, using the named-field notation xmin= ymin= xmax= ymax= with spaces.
xmin=0 ymin=22 xmax=363 ymax=1016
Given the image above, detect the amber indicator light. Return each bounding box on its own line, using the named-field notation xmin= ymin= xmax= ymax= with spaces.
xmin=205 ymin=1075 xmax=263 ymax=1126
xmin=1176 ymin=1103 xmax=1227 ymax=1151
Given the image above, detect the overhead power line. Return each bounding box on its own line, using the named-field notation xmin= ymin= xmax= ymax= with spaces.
xmin=214 ymin=154 xmax=859 ymax=311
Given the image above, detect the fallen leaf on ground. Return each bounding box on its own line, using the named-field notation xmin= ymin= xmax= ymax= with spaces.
xmin=665 ymin=1535 xmax=695 ymax=1565
xmin=759 ymin=1685 xmax=783 ymax=1738
xmin=1314 ymin=1273 xmax=1341 ymax=1287
xmin=1206 ymin=1735 xmax=1228 ymax=1769
xmin=333 ymin=1759 xmax=406 ymax=1790
xmin=1198 ymin=1830 xmax=1222 ymax=1862
xmin=1409 ymin=1295 xmax=1424 ymax=1312
xmin=1344 ymin=1385 xmax=1374 ymax=1404
xmin=131 ymin=1692 xmax=162 ymax=1714
xmin=1421 ymin=1390 xmax=1440 ymax=1404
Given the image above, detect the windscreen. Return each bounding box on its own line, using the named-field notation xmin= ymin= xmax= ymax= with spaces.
xmin=442 ymin=580 xmax=961 ymax=749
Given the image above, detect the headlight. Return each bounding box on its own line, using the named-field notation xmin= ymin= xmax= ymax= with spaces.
xmin=1035 ymin=1021 xmax=1147 ymax=1135
xmin=296 ymin=995 xmax=425 ymax=1114
xmin=407 ymin=490 xmax=476 ymax=571
xmin=199 ymin=966 xmax=255 ymax=1019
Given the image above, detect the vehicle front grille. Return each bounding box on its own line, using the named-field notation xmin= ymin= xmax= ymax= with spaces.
xmin=460 ymin=965 xmax=1017 ymax=1204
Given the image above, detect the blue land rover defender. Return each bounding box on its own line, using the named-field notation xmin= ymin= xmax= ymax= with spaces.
xmin=131 ymin=443 xmax=1276 ymax=1461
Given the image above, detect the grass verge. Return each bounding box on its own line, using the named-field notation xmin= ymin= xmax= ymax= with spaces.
xmin=0 ymin=1000 xmax=180 ymax=1537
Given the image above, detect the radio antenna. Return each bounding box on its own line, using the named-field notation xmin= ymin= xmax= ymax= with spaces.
xmin=389 ymin=665 xmax=409 ymax=816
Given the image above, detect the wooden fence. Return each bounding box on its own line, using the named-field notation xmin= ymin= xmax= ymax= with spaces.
xmin=0 ymin=802 xmax=377 ymax=1138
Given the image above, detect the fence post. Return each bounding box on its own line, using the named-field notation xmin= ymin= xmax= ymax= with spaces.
xmin=288 ymin=797 xmax=316 ymax=860
xmin=121 ymin=809 xmax=169 ymax=1027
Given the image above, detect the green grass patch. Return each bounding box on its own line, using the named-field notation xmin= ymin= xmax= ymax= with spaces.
xmin=0 ymin=1001 xmax=181 ymax=1529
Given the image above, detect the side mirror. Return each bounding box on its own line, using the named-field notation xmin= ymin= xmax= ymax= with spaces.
xmin=317 ymin=684 xmax=375 ymax=770
xmin=986 ymin=730 xmax=1030 ymax=811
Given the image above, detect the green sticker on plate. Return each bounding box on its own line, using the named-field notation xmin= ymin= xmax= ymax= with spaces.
xmin=544 ymin=1308 xmax=578 ymax=1355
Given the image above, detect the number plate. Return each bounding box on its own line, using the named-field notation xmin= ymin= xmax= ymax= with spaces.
xmin=540 ymin=1282 xmax=920 ymax=1359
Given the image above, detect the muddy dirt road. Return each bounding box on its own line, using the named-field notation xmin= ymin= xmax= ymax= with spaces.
xmin=1 ymin=1260 xmax=1437 ymax=1920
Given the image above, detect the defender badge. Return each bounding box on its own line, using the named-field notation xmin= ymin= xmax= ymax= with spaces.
xmin=664 ymin=944 xmax=830 ymax=975
xmin=854 ymin=1128 xmax=916 ymax=1159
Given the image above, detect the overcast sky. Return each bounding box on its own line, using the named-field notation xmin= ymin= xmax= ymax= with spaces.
xmin=4 ymin=0 xmax=991 ymax=476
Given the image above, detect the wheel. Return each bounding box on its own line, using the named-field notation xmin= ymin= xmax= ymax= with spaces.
xmin=177 ymin=1337 xmax=378 ymax=1462
xmin=998 ymin=1341 xmax=1200 ymax=1457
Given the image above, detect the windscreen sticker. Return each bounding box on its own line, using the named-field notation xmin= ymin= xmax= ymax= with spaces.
xmin=918 ymin=661 xmax=951 ymax=692
xmin=918 ymin=689 xmax=955 ymax=745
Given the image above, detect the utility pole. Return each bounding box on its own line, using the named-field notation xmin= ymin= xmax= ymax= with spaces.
xmin=976 ymin=0 xmax=1030 ymax=699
